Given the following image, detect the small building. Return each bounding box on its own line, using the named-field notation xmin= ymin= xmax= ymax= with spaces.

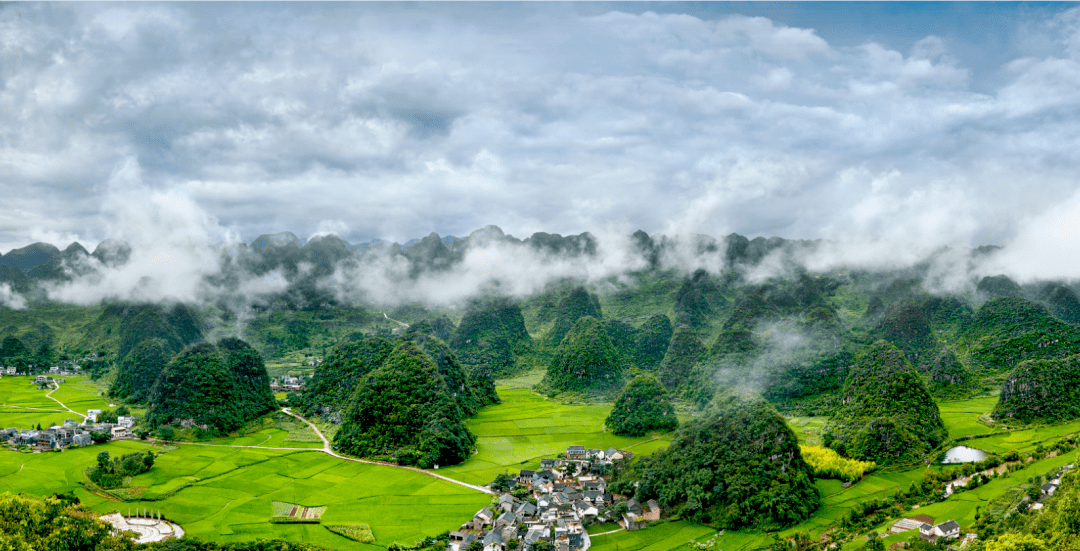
xmin=644 ymin=499 xmax=661 ymax=521
xmin=566 ymin=446 xmax=586 ymax=460
xmin=117 ymin=416 xmax=135 ymax=428
xmin=622 ymin=512 xmax=647 ymax=531
xmin=87 ymin=409 xmax=102 ymax=423
xmin=919 ymin=520 xmax=960 ymax=544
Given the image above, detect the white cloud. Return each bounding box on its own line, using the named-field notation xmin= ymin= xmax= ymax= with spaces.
xmin=0 ymin=2 xmax=1079 ymax=275
xmin=0 ymin=283 xmax=26 ymax=310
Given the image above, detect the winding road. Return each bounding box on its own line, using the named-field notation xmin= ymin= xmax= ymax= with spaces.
xmin=280 ymin=408 xmax=493 ymax=494
xmin=43 ymin=378 xmax=494 ymax=496
xmin=45 ymin=381 xmax=88 ymax=422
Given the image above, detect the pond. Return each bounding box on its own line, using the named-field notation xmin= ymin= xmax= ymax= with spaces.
xmin=943 ymin=445 xmax=988 ymax=464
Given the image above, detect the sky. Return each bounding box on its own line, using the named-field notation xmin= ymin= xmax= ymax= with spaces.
xmin=3 ymin=2 xmax=1080 ymax=255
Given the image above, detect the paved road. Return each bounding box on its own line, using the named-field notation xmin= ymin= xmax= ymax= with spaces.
xmin=44 ymin=381 xmax=88 ymax=422
xmin=280 ymin=408 xmax=494 ymax=495
xmin=382 ymin=313 xmax=410 ymax=328
xmin=588 ymin=528 xmax=625 ymax=537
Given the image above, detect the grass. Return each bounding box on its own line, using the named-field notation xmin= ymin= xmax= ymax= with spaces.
xmin=937 ymin=396 xmax=1002 ymax=439
xmin=324 ymin=523 xmax=375 ymax=543
xmin=435 ymin=385 xmax=678 ymax=486
xmin=966 ymin=421 xmax=1080 ymax=454
xmin=0 ymin=440 xmax=488 ymax=550
xmin=787 ymin=416 xmax=828 ymax=446
xmin=588 ymin=521 xmax=717 ymax=551
xmin=3 ymin=386 xmax=1079 ymax=551
xmin=0 ymin=375 xmax=111 ymax=429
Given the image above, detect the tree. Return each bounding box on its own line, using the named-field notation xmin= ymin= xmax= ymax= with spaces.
xmin=491 ymin=472 xmax=514 ymax=492
xmin=96 ymin=451 xmax=111 ymax=469
xmin=985 ymin=534 xmax=1048 ymax=551
xmin=155 ymin=426 xmax=175 ymax=440
xmin=531 ymin=541 xmax=554 ymax=551
xmin=633 ymin=390 xmax=820 ymax=529
xmin=507 ymin=539 xmax=521 ymax=551
xmin=863 ymin=532 xmax=884 ymax=551
xmin=613 ymin=501 xmax=629 ymax=518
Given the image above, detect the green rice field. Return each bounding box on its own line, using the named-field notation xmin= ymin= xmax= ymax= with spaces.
xmin=936 ymin=396 xmax=1002 ymax=439
xmin=3 ymin=384 xmax=1079 ymax=551
xmin=207 ymin=413 xmax=326 ymax=449
xmin=0 ymin=374 xmax=111 ymax=429
xmin=0 ymin=440 xmax=489 ymax=550
xmin=589 ymin=521 xmax=716 ymax=551
xmin=435 ymin=386 xmax=679 ymax=486
xmin=967 ymin=420 xmax=1080 ymax=454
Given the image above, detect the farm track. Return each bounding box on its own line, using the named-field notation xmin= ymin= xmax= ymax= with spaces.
xmin=44 ymin=381 xmax=87 ymax=421
xmin=280 ymin=408 xmax=494 ymax=495
xmin=156 ymin=409 xmax=495 ymax=495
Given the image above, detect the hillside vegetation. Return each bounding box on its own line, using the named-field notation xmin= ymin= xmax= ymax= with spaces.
xmin=450 ymin=296 xmax=531 ymax=377
xmin=604 ymin=374 xmax=678 ymax=436
xmin=147 ymin=338 xmax=277 ymax=434
xmin=631 ymin=390 xmax=820 ymax=530
xmin=538 ymin=316 xmax=626 ymax=396
xmin=332 ymin=340 xmax=477 ymax=468
xmin=110 ymin=303 xmax=204 ymax=402
xmin=822 ymin=341 xmax=947 ymax=465
xmin=993 ymin=355 xmax=1080 ymax=423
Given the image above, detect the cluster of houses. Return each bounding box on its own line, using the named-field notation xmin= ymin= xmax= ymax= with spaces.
xmin=1 ymin=410 xmax=135 ymax=451
xmin=1029 ymin=464 xmax=1073 ymax=511
xmin=271 ymin=375 xmax=307 ymax=392
xmin=0 ymin=354 xmax=100 ymax=378
xmin=449 ymin=446 xmax=660 ymax=551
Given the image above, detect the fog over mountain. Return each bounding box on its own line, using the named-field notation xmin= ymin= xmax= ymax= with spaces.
xmin=2 ymin=2 xmax=1080 ymax=310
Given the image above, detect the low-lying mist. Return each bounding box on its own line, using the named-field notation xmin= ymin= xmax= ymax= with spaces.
xmin=2 ymin=179 xmax=1078 ymax=325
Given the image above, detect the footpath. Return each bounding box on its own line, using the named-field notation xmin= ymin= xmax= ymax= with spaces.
xmin=280 ymin=408 xmax=494 ymax=494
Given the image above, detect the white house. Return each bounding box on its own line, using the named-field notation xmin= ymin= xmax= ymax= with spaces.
xmin=920 ymin=520 xmax=960 ymax=544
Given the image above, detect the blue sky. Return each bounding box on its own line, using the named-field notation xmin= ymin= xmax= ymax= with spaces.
xmin=2 ymin=2 xmax=1080 ymax=262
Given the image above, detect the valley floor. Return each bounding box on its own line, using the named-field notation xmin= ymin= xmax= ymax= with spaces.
xmin=1 ymin=374 xmax=1078 ymax=551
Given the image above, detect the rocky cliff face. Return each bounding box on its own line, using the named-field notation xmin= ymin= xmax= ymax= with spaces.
xmin=994 ymin=355 xmax=1080 ymax=423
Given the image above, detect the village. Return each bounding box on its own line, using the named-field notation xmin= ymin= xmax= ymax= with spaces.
xmin=1 ymin=407 xmax=135 ymax=451
xmin=2 ymin=356 xmax=134 ymax=452
xmin=450 ymin=446 xmax=661 ymax=551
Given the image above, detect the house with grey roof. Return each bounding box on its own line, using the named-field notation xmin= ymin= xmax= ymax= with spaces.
xmin=919 ymin=520 xmax=960 ymax=544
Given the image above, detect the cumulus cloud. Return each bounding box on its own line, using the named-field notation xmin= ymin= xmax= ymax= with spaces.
xmin=1 ymin=2 xmax=1079 ymax=287
xmin=43 ymin=157 xmax=232 ymax=304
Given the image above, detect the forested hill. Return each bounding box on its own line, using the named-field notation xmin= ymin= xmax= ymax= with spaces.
xmin=630 ymin=389 xmax=820 ymax=530
xmin=822 ymin=341 xmax=947 ymax=465
xmin=3 ymin=227 xmax=1080 ymax=436
xmin=147 ymin=338 xmax=277 ymax=434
